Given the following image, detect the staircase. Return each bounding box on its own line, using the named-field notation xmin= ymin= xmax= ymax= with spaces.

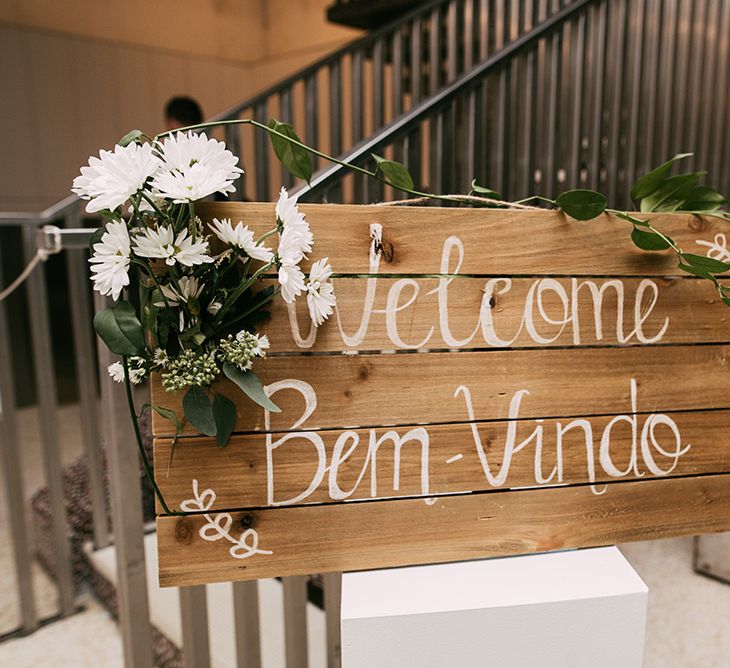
xmin=223 ymin=0 xmax=730 ymax=211
xmin=4 ymin=0 xmax=730 ymax=220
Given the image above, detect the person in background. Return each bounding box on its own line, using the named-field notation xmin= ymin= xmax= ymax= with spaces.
xmin=164 ymin=96 xmax=203 ymax=131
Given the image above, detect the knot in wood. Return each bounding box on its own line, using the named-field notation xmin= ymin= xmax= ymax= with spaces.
xmin=175 ymin=518 xmax=194 ymax=545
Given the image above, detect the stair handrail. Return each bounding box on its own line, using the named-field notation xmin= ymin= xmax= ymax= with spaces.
xmin=298 ymin=0 xmax=597 ymax=201
xmin=208 ymin=0 xmax=448 ymax=122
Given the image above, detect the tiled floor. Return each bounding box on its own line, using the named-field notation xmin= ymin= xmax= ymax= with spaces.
xmin=1 ymin=406 xmax=729 ymax=667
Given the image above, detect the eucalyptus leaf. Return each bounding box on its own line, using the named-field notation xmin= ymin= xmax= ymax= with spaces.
xmin=681 ymin=253 xmax=730 ymax=274
xmin=469 ymin=179 xmax=500 ymax=198
xmin=615 ymin=211 xmax=650 ymax=227
xmin=639 ymin=172 xmax=702 ymax=212
xmin=119 ymin=129 xmax=143 ymax=147
xmin=182 ymin=386 xmax=217 ymax=437
xmin=268 ymin=119 xmax=312 ymax=182
xmin=678 ymin=262 xmax=712 ymax=278
xmin=372 ymin=154 xmax=414 ymax=190
xmin=93 ymin=301 xmax=145 ymax=356
xmin=223 ymin=362 xmax=280 ymax=413
xmin=212 ymin=394 xmax=236 ymax=447
xmin=630 ymin=152 xmax=693 ymax=202
xmin=630 ymin=228 xmax=672 ymax=251
xmin=556 ymin=189 xmax=607 ymax=221
xmin=682 ymin=186 xmax=727 ymax=212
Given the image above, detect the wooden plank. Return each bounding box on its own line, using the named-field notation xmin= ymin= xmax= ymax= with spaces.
xmin=262 ymin=276 xmax=729 ymax=353
xmin=151 ymin=344 xmax=730 ymax=436
xmin=154 ymin=409 xmax=730 ymax=512
xmin=156 ymin=473 xmax=730 ymax=586
xmin=196 ymin=202 xmax=730 ymax=277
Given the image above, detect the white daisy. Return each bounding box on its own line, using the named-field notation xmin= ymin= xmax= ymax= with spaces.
xmin=154 ymin=276 xmax=204 ymax=308
xmin=152 ymin=132 xmax=242 ymax=202
xmin=275 ymin=187 xmax=313 ymax=256
xmin=278 ymin=263 xmax=306 ymax=304
xmin=73 ymin=142 xmax=160 ymax=213
xmin=207 ymin=300 xmax=222 ymax=315
xmin=109 ymin=358 xmax=146 ymax=384
xmin=277 ymin=227 xmax=310 ymax=266
xmin=209 ymin=218 xmax=273 ymax=262
xmin=153 ymin=348 xmax=169 ymax=368
xmin=306 ymin=258 xmax=336 ymax=326
xmin=154 ymin=276 xmax=205 ymax=331
xmin=108 ymin=362 xmax=125 ymax=383
xmin=89 ymin=220 xmax=131 ymax=300
xmin=132 ymin=225 xmax=213 ymax=267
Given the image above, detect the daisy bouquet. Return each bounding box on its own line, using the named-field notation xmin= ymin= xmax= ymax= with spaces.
xmin=74 ymin=130 xmax=335 ymax=501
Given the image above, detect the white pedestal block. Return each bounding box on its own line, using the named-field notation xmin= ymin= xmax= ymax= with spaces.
xmin=341 ymin=547 xmax=648 ymax=668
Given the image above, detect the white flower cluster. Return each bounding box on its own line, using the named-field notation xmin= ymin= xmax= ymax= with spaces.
xmin=73 ymin=131 xmax=242 ymax=213
xmin=274 ymin=187 xmax=336 ymax=325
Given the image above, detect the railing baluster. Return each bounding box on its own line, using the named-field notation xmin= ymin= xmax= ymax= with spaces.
xmin=327 ymin=63 xmax=344 ymax=202
xmin=324 ymin=573 xmax=342 ymax=668
xmin=640 ymin=0 xmax=662 ymax=171
xmin=351 ymin=50 xmax=365 ymax=203
xmin=711 ymin=0 xmax=730 ymax=183
xmin=22 ymin=225 xmax=76 ymax=617
xmin=254 ymin=101 xmax=270 ymax=201
xmin=392 ymin=29 xmax=406 ymax=182
xmin=279 ymin=88 xmax=294 ymax=189
xmin=463 ymin=0 xmax=474 ymax=69
xmin=372 ymin=39 xmax=385 ymax=132
xmin=699 ymin=0 xmax=721 ymax=170
xmin=305 ymin=74 xmax=320 ymax=173
xmin=410 ymin=17 xmax=423 ymax=106
xmin=686 ymin=0 xmax=709 ymax=171
xmin=446 ymin=0 xmax=458 ymax=81
xmin=283 ymin=576 xmax=309 ymax=668
xmin=180 ymin=585 xmax=211 ymax=668
xmin=65 ymin=206 xmax=109 ymax=549
xmin=605 ymin=0 xmax=627 ymax=207
xmin=0 ymin=247 xmax=37 ymax=633
xmin=478 ymin=0 xmax=489 ymax=59
xmin=225 ymin=122 xmax=244 ymax=200
xmin=568 ymin=14 xmax=587 ymax=191
xmin=624 ymin=0 xmax=646 ymax=194
xmin=671 ymin=0 xmax=693 ymax=159
xmin=657 ymin=0 xmax=679 ymax=163
xmin=589 ymin=0 xmax=607 ymax=191
xmin=95 ymin=292 xmax=153 ymax=668
xmin=429 ymin=7 xmax=441 ymax=95
xmin=233 ymin=580 xmax=262 ymax=668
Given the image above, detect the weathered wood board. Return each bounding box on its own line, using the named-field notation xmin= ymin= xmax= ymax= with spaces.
xmin=153 ymin=203 xmax=730 ymax=586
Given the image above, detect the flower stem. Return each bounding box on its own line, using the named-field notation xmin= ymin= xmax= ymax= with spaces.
xmin=122 ymin=356 xmax=179 ymax=515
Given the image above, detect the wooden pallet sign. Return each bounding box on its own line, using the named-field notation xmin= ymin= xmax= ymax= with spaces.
xmin=153 ymin=203 xmax=730 ymax=587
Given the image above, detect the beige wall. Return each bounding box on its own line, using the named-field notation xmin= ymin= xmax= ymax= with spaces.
xmin=0 ymin=1 xmax=360 ymax=210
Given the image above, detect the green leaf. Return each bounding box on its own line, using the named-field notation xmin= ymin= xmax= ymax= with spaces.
xmin=630 ymin=227 xmax=672 ymax=251
xmin=556 ymin=189 xmax=608 ymax=221
xmin=183 ymin=386 xmax=217 ymax=436
xmin=212 ymin=394 xmax=236 ymax=447
xmin=223 ymin=362 xmax=280 ymax=413
xmin=681 ymin=253 xmax=730 ymax=274
xmin=119 ymin=129 xmax=143 ymax=147
xmin=630 ymin=153 xmax=693 ymax=202
xmin=615 ymin=211 xmax=651 ymax=227
xmin=372 ymin=154 xmax=414 ymax=190
xmin=469 ymin=179 xmax=500 ymax=198
xmin=88 ymin=225 xmax=105 ymax=250
xmin=639 ymin=172 xmax=702 ymax=212
xmin=682 ymin=186 xmax=727 ymax=212
xmin=678 ymin=262 xmax=712 ymax=278
xmin=268 ymin=119 xmax=312 ymax=183
xmin=93 ymin=301 xmax=145 ymax=356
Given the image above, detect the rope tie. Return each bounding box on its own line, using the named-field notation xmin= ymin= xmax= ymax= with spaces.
xmin=0 ymin=225 xmax=63 ymax=302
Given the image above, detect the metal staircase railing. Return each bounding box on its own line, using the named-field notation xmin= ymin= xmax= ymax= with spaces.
xmin=299 ymin=0 xmax=730 ymax=209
